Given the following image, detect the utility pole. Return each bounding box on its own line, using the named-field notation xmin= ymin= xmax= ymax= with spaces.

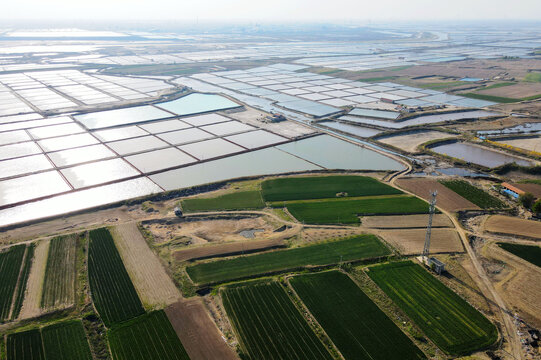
xmin=423 ymin=191 xmax=438 ymax=261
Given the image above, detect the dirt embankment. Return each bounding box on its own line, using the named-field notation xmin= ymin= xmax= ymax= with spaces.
xmin=396 ymin=178 xmax=480 ymax=213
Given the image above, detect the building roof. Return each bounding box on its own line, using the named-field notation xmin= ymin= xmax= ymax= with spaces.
xmin=510 ymin=182 xmax=541 ymax=199
xmin=501 ymin=182 xmax=526 ymax=196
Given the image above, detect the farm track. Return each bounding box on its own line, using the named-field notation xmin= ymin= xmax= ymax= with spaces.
xmin=112 ymin=222 xmax=181 ymax=308
xmin=19 ymin=240 xmax=49 ymax=320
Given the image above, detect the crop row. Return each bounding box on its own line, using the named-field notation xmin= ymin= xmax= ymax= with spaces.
xmin=498 ymin=242 xmax=541 ymax=267
xmin=181 ymin=190 xmax=264 ymax=212
xmin=6 ymin=320 xmax=92 ymax=360
xmin=108 ymin=311 xmax=190 ymax=360
xmin=285 ymin=195 xmax=430 ymax=224
xmin=88 ymin=228 xmax=144 ymax=326
xmin=0 ymin=245 xmax=29 ymax=322
xmin=261 ymin=175 xmax=402 ymax=201
xmin=290 ymin=271 xmax=426 ymax=360
xmin=367 ymin=261 xmax=498 ymax=355
xmin=439 ymin=179 xmax=504 ymax=209
xmin=41 ymin=235 xmax=77 ymax=310
xmin=11 ymin=244 xmax=35 ymax=320
xmin=222 ymin=282 xmax=333 ymax=360
xmin=187 ymin=235 xmax=390 ymax=285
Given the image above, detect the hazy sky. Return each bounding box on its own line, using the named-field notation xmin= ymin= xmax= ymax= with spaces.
xmin=3 ymin=0 xmax=541 ymax=22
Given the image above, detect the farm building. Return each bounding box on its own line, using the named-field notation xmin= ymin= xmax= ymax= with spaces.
xmin=501 ymin=182 xmax=541 ymax=200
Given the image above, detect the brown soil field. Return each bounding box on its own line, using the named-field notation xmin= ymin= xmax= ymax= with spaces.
xmin=361 ymin=214 xmax=453 ymax=228
xmin=377 ymin=131 xmax=457 ymax=153
xmin=111 ymin=222 xmax=181 ymax=308
xmin=299 ymin=227 xmax=364 ymax=243
xmin=477 ymin=83 xmax=541 ymax=99
xmin=174 ymin=238 xmax=286 ymax=262
xmin=19 ymin=239 xmax=49 ymax=320
xmin=143 ymin=217 xmax=279 ymax=246
xmin=447 ymin=117 xmax=538 ymax=132
xmin=483 ymin=215 xmax=541 ymax=240
xmin=498 ymin=137 xmax=541 ymax=153
xmin=165 ymin=299 xmax=238 ymax=360
xmin=482 ymin=242 xmax=541 ymax=328
xmin=395 ymin=177 xmax=480 ymax=212
xmin=378 ymin=228 xmax=463 ymax=255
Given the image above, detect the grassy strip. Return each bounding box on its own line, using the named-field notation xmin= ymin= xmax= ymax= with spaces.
xmin=88 ymin=228 xmax=144 ymax=326
xmin=480 ymin=82 xmax=516 ymax=90
xmin=11 ymin=244 xmax=35 ymax=320
xmin=458 ymin=92 xmax=518 ymax=103
xmin=108 ymin=311 xmax=189 ymax=360
xmin=367 ymin=261 xmax=498 ymax=355
xmin=290 ymin=271 xmax=426 ymax=360
xmin=261 ymin=175 xmax=402 ymax=202
xmin=439 ymin=180 xmax=505 ymax=209
xmin=286 ymin=196 xmax=430 ymax=224
xmin=498 ymin=242 xmax=541 ymax=267
xmin=0 ymin=245 xmax=26 ymax=322
xmin=418 ymin=81 xmax=467 ymax=90
xmin=42 ymin=320 xmax=93 ymax=360
xmin=187 ymin=235 xmax=390 ymax=285
xmin=222 ymin=282 xmax=333 ymax=360
xmin=41 ymin=235 xmax=77 ymax=310
xmin=181 ymin=190 xmax=264 ymax=212
xmin=519 ymin=179 xmax=541 ymax=185
xmin=524 ymin=72 xmax=541 ymax=83
xmin=6 ymin=329 xmax=45 ymax=360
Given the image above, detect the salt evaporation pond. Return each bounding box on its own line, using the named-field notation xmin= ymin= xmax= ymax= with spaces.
xmin=340 ymin=110 xmax=499 ymax=129
xmin=430 ymin=142 xmax=534 ymax=168
xmin=477 ymin=122 xmax=541 ymax=136
xmin=156 ymin=93 xmax=241 ymax=115
xmin=318 ymin=121 xmax=381 ymax=138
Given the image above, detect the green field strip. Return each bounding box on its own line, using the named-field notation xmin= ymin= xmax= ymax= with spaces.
xmin=11 ymin=244 xmax=35 ymax=320
xmin=367 ymin=261 xmax=498 ymax=355
xmin=498 ymin=242 xmax=541 ymax=267
xmin=108 ymin=311 xmax=190 ymax=360
xmin=41 ymin=235 xmax=77 ymax=310
xmin=0 ymin=245 xmax=27 ymax=322
xmin=88 ymin=228 xmax=144 ymax=326
xmin=285 ymin=196 xmax=431 ymax=224
xmin=290 ymin=271 xmax=426 ymax=360
xmin=439 ymin=180 xmax=504 ymax=209
xmin=6 ymin=329 xmax=45 ymax=360
xmin=262 ymin=175 xmax=402 ymax=202
xmin=186 ymin=235 xmax=390 ymax=285
xmin=222 ymin=282 xmax=333 ymax=360
xmin=181 ymin=190 xmax=264 ymax=212
xmin=42 ymin=320 xmax=92 ymax=360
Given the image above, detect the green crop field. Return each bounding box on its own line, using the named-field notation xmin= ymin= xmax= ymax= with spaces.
xmin=108 ymin=311 xmax=189 ymax=360
xmin=6 ymin=329 xmax=45 ymax=360
xmin=368 ymin=261 xmax=498 ymax=355
xmin=181 ymin=190 xmax=264 ymax=212
xmin=261 ymin=175 xmax=402 ymax=201
xmin=0 ymin=245 xmax=27 ymax=322
xmin=42 ymin=320 xmax=92 ymax=360
xmin=187 ymin=235 xmax=390 ymax=285
xmin=439 ymin=180 xmax=504 ymax=209
xmin=498 ymin=242 xmax=541 ymax=267
xmin=88 ymin=228 xmax=144 ymax=326
xmin=41 ymin=235 xmax=77 ymax=310
xmin=290 ymin=271 xmax=425 ymax=360
xmin=285 ymin=196 xmax=430 ymax=224
xmin=11 ymin=244 xmax=35 ymax=320
xmin=222 ymin=282 xmax=333 ymax=360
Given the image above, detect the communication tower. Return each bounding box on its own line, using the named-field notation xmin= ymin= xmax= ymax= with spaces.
xmin=422 ymin=190 xmax=438 ymax=259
